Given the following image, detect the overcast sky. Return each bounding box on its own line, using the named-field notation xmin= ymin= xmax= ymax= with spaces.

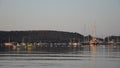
xmin=0 ymin=0 xmax=120 ymax=37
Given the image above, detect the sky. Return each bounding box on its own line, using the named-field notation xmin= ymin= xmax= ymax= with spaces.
xmin=0 ymin=0 xmax=120 ymax=37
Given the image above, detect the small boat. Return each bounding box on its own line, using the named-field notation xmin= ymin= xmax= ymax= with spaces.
xmin=90 ymin=39 xmax=98 ymax=45
xmin=4 ymin=42 xmax=13 ymax=50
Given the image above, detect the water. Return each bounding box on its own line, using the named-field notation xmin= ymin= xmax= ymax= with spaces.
xmin=0 ymin=45 xmax=120 ymax=68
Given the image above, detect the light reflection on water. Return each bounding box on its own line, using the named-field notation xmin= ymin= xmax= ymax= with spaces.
xmin=0 ymin=45 xmax=120 ymax=68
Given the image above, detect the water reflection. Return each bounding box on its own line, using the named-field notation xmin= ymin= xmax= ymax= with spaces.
xmin=0 ymin=45 xmax=120 ymax=68
xmin=27 ymin=48 xmax=32 ymax=54
xmin=16 ymin=48 xmax=20 ymax=53
xmin=90 ymin=45 xmax=97 ymax=68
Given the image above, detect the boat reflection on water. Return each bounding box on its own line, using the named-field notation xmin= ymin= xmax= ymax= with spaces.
xmin=15 ymin=46 xmax=33 ymax=54
xmin=16 ymin=48 xmax=20 ymax=53
xmin=90 ymin=44 xmax=97 ymax=68
xmin=0 ymin=44 xmax=120 ymax=68
xmin=8 ymin=45 xmax=80 ymax=53
xmin=27 ymin=48 xmax=32 ymax=53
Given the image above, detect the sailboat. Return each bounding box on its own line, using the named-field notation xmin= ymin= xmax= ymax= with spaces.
xmin=90 ymin=20 xmax=99 ymax=45
xmin=4 ymin=37 xmax=13 ymax=50
xmin=90 ymin=37 xmax=98 ymax=45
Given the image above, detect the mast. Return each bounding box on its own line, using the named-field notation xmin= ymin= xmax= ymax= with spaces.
xmin=84 ymin=24 xmax=86 ymax=43
xmin=8 ymin=37 xmax=10 ymax=43
xmin=90 ymin=19 xmax=98 ymax=45
xmin=22 ymin=37 xmax=24 ymax=43
xmin=108 ymin=36 xmax=109 ymax=42
xmin=93 ymin=20 xmax=96 ymax=40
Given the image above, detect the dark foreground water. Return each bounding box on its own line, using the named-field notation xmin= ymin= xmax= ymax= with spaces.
xmin=0 ymin=45 xmax=120 ymax=68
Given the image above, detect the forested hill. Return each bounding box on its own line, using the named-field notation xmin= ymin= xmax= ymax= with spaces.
xmin=0 ymin=30 xmax=84 ymax=43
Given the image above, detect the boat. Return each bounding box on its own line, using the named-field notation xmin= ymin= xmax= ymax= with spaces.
xmin=90 ymin=38 xmax=98 ymax=45
xmin=4 ymin=37 xmax=13 ymax=50
xmin=4 ymin=42 xmax=13 ymax=50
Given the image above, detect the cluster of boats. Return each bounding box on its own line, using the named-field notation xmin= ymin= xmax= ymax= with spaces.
xmin=0 ymin=38 xmax=119 ymax=51
xmin=0 ymin=41 xmax=83 ymax=51
xmin=1 ymin=42 xmax=33 ymax=51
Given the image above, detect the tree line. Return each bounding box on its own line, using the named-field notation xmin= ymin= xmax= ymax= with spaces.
xmin=0 ymin=30 xmax=84 ymax=43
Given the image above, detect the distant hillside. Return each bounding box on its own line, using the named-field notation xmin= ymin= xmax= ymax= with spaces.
xmin=0 ymin=30 xmax=84 ymax=43
xmin=105 ymin=36 xmax=120 ymax=42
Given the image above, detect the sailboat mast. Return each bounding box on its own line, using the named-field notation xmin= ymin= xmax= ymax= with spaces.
xmin=8 ymin=37 xmax=10 ymax=43
xmin=94 ymin=20 xmax=96 ymax=40
xmin=22 ymin=37 xmax=25 ymax=43
xmin=92 ymin=20 xmax=96 ymax=40
xmin=108 ymin=35 xmax=110 ymax=43
xmin=89 ymin=19 xmax=99 ymax=45
xmin=84 ymin=24 xmax=86 ymax=43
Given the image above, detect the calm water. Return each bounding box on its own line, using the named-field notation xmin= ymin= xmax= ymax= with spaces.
xmin=0 ymin=45 xmax=120 ymax=68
